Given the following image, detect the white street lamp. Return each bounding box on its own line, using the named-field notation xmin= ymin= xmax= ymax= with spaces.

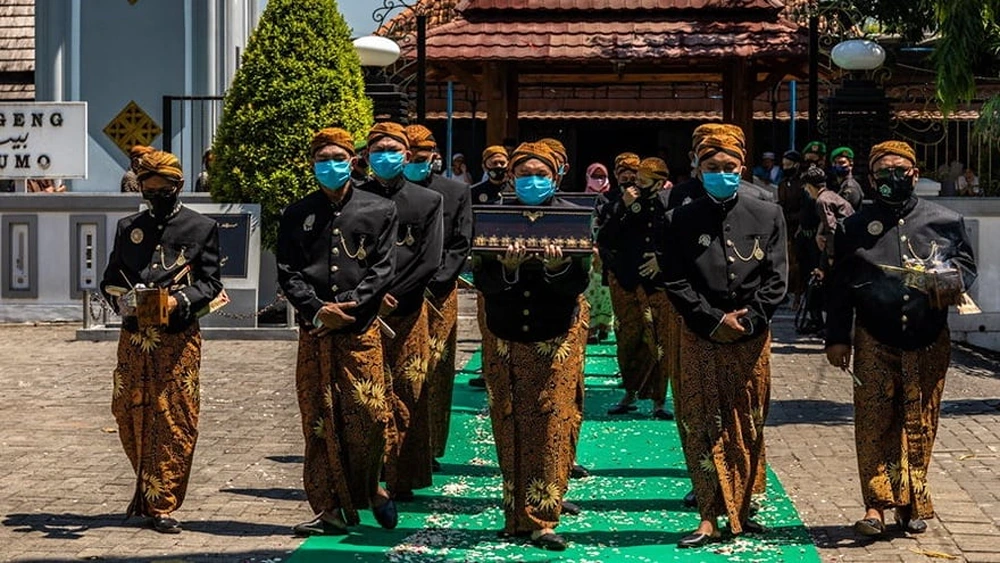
xmin=353 ymin=35 xmax=402 ymax=68
xmin=831 ymin=39 xmax=886 ymax=71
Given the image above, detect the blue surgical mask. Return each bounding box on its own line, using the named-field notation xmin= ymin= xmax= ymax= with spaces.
xmin=368 ymin=150 xmax=406 ymax=180
xmin=314 ymin=160 xmax=351 ymax=191
xmin=514 ymin=175 xmax=554 ymax=205
xmin=702 ymin=171 xmax=741 ymax=201
xmin=831 ymin=165 xmax=850 ymax=177
xmin=403 ymin=161 xmax=432 ymax=182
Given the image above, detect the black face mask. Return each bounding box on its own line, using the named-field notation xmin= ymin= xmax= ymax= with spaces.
xmin=487 ymin=167 xmax=507 ymax=182
xmin=431 ymin=157 xmax=444 ymax=175
xmin=619 ymin=180 xmax=636 ymax=189
xmin=874 ymin=168 xmax=915 ymax=205
xmin=142 ymin=188 xmax=179 ymax=218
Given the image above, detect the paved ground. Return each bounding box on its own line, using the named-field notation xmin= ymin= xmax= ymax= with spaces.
xmin=0 ymin=293 xmax=998 ymax=562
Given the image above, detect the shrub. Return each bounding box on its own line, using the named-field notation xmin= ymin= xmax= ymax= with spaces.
xmin=211 ymin=0 xmax=372 ymax=250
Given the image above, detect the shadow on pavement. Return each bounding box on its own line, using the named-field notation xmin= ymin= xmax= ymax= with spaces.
xmin=768 ymin=397 xmax=1000 ymax=426
xmin=15 ymin=551 xmax=294 ymax=563
xmin=2 ymin=512 xmax=294 ymax=539
xmin=220 ymin=487 xmax=306 ymax=501
xmin=266 ymin=454 xmax=305 ymax=464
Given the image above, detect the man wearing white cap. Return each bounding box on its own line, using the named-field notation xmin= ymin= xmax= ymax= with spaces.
xmin=752 ymin=151 xmax=782 ymax=187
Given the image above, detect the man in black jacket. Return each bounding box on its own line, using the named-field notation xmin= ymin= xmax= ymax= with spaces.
xmin=358 ymin=122 xmax=445 ymax=501
xmin=825 ymin=140 xmax=977 ymax=538
xmin=101 ymin=150 xmax=223 ymax=534
xmin=403 ymin=124 xmax=473 ymax=468
xmin=277 ymin=128 xmax=401 ymax=536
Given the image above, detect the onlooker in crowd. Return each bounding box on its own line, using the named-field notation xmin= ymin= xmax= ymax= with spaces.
xmin=451 ymin=153 xmax=473 ymax=185
xmin=957 ymin=167 xmax=982 ymax=197
xmin=195 ymin=149 xmax=213 ymax=192
xmin=752 ymin=151 xmax=782 ymax=187
xmin=122 ymin=145 xmax=154 ymax=193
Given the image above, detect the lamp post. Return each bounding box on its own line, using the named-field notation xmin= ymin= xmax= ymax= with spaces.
xmin=353 ymin=36 xmax=410 ymax=124
xmin=823 ymin=38 xmax=892 ymax=190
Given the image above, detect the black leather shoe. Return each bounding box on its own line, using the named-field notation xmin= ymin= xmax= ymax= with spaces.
xmin=677 ymin=531 xmax=720 ymax=548
xmin=853 ymin=517 xmax=886 ymax=537
xmin=531 ymin=532 xmax=568 ymax=551
xmin=683 ymin=490 xmax=698 ymax=508
xmin=560 ymin=500 xmax=581 ymax=516
xmin=894 ymin=507 xmax=927 ymax=534
xmin=372 ymin=499 xmax=398 ymax=530
xmin=607 ymin=403 xmax=638 ymax=415
xmin=570 ymin=464 xmax=590 ymax=479
xmin=749 ymin=499 xmax=760 ymax=516
xmin=293 ymin=516 xmax=348 ymax=537
xmin=152 ymin=515 xmax=181 ymax=534
xmin=432 ymin=459 xmax=441 ymax=472
xmin=740 ymin=519 xmax=768 ymax=534
xmin=469 ymin=377 xmax=486 ymax=388
xmin=653 ymin=408 xmax=674 ymax=420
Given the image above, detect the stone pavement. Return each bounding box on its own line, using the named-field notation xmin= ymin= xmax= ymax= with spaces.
xmin=0 ymin=293 xmax=998 ymax=562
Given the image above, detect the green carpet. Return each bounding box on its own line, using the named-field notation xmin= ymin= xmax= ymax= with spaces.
xmin=290 ymin=341 xmax=821 ymax=562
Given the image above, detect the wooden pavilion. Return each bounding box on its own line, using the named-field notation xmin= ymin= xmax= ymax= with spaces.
xmin=390 ymin=0 xmax=809 ymax=165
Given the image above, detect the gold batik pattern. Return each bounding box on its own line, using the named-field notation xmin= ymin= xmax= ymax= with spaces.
xmin=295 ymin=323 xmax=391 ymax=525
xmin=113 ymin=323 xmax=201 ymax=517
xmin=383 ymin=303 xmax=433 ymax=494
xmin=427 ymin=285 xmax=460 ymax=459
xmin=481 ymin=301 xmax=589 ymax=534
xmin=609 ymin=274 xmax=668 ymax=402
xmin=674 ymin=325 xmax=771 ymax=534
xmin=853 ymin=326 xmax=950 ymax=520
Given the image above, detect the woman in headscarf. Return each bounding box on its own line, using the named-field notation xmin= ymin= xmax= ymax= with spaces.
xmin=583 ymin=162 xmax=614 ymax=341
xmin=473 ymin=142 xmax=590 ymax=551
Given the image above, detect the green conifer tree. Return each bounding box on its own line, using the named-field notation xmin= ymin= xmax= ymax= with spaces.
xmin=211 ymin=0 xmax=372 ymax=250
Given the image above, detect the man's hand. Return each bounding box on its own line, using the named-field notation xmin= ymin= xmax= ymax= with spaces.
xmin=825 ymin=344 xmax=852 ymax=370
xmin=378 ymin=294 xmax=398 ymax=317
xmin=638 ymin=252 xmax=660 ymax=278
xmin=167 ymin=295 xmax=178 ymax=314
xmin=499 ymin=243 xmax=529 ymax=273
xmin=622 ymin=186 xmax=640 ymax=207
xmin=543 ymin=245 xmax=571 ymax=273
xmin=712 ymin=308 xmax=749 ymax=343
xmin=815 ymin=233 xmax=827 ymax=252
xmin=117 ymin=292 xmax=136 ymax=317
xmin=311 ymin=301 xmax=358 ymax=336
xmin=591 ymin=246 xmax=603 ymax=271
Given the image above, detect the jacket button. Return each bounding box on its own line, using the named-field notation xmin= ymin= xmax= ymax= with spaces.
xmin=523 ymin=291 xmax=531 ymax=298
xmin=903 ymin=294 xmax=910 ymax=302
xmin=728 ymin=256 xmax=735 ymax=263
xmin=898 ymin=219 xmax=905 ymax=226
xmin=333 ymin=228 xmax=341 ymax=236
xmin=900 ymin=235 xmax=907 ymax=242
xmin=331 ymin=285 xmax=339 ymax=292
xmin=645 ymin=237 xmax=650 ymax=242
xmin=332 ymin=248 xmax=340 ymax=256
xmin=902 ymin=254 xmax=909 ymax=261
xmin=521 ymin=325 xmax=529 ymax=332
xmin=729 ymin=273 xmax=736 ymax=280
xmin=155 ymin=244 xmax=162 ymax=250
xmin=330 ymin=265 xmax=339 ymax=272
xmin=726 ymin=240 xmax=733 ymax=247
xmin=522 ymin=309 xmax=530 ymax=316
xmin=901 ymin=315 xmax=908 ymax=322
xmin=151 ymin=264 xmax=159 ymax=270
xmin=647 ymin=222 xmax=653 ymax=228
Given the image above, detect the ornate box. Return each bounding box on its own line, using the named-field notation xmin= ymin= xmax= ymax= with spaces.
xmin=135 ymin=287 xmax=169 ymax=328
xmin=472 ymin=205 xmax=594 ymax=254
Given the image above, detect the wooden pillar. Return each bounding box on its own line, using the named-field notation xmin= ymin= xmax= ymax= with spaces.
xmin=485 ymin=62 xmax=518 ymax=146
xmin=730 ymin=58 xmax=755 ymax=172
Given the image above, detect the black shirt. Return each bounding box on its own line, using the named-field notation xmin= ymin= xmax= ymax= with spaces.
xmin=826 ymin=197 xmax=977 ymax=350
xmin=660 ymin=194 xmax=788 ymax=341
xmin=101 ymin=205 xmax=224 ymax=333
xmin=597 ymin=189 xmax=670 ymax=292
xmin=359 ymin=177 xmax=445 ymax=317
xmin=470 ymin=179 xmax=505 ymax=206
xmin=417 ymin=174 xmax=473 ymax=297
xmin=276 ymin=188 xmax=398 ymax=334
xmin=472 ymin=196 xmax=590 ymax=342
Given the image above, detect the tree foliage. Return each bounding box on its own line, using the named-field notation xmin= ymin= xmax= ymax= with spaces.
xmin=210 ymin=0 xmax=372 ymax=250
xmin=799 ymin=0 xmax=1000 ymax=114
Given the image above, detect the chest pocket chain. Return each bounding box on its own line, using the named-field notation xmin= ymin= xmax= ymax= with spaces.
xmin=396 ymin=225 xmax=416 ymax=247
xmin=342 ymin=235 xmax=368 ymax=261
xmin=732 ymin=237 xmax=765 ymax=262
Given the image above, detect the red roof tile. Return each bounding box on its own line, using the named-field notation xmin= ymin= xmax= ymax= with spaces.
xmin=424 ymin=18 xmax=807 ymax=61
xmin=460 ymin=0 xmax=784 ymax=11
